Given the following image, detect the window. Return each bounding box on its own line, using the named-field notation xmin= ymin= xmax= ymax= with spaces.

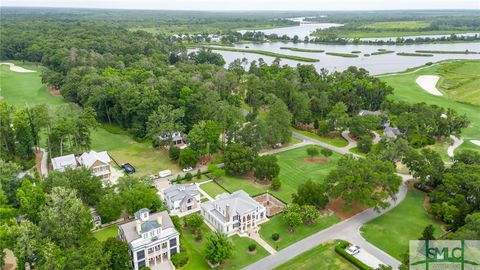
xmin=138 ymin=260 xmax=146 ymax=269
xmin=162 ymin=242 xmax=167 ymax=249
xmin=150 ymin=231 xmax=154 ymax=237
xmin=169 ymin=238 xmax=177 ymax=247
xmin=137 ymin=250 xmax=145 ymax=260
xmin=170 ymin=247 xmax=178 ymax=255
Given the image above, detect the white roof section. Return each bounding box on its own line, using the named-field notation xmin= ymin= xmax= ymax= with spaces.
xmin=203 ymin=190 xmax=264 ymax=219
xmin=164 ymin=183 xmax=200 ymax=202
xmin=51 ymin=154 xmax=77 ymax=171
xmin=79 ymin=150 xmax=111 ymax=168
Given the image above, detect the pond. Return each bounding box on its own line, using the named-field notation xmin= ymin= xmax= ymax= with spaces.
xmin=206 ymin=42 xmax=480 ymax=75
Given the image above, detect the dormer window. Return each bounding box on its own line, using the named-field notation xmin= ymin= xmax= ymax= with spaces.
xmin=141 ymin=212 xmax=149 ymax=221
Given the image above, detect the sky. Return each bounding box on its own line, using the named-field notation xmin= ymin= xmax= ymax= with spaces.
xmin=2 ymin=0 xmax=480 ymax=11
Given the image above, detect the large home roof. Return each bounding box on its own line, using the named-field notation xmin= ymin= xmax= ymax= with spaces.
xmin=358 ymin=110 xmax=382 ymax=116
xmin=164 ymin=183 xmax=199 ymax=202
xmin=79 ymin=150 xmax=111 ymax=168
xmin=202 ymin=190 xmax=263 ymax=219
xmin=384 ymin=126 xmax=402 ymax=138
xmin=119 ymin=211 xmax=174 ymax=244
xmin=51 ymin=154 xmax=77 ymax=171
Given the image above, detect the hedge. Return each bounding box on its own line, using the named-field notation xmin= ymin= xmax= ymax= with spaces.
xmin=334 ymin=241 xmax=372 ymax=270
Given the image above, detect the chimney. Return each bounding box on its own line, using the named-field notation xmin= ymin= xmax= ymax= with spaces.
xmin=225 ymin=204 xmax=231 ymax=221
xmin=135 ymin=220 xmax=141 ymax=234
xmin=157 ymin=215 xmax=162 ymax=226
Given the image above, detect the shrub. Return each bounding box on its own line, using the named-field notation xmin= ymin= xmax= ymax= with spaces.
xmin=195 ymin=231 xmax=203 ymax=242
xmin=169 ymin=146 xmax=181 ymax=161
xmin=248 ymin=243 xmax=257 ymax=252
xmin=185 ymin=172 xmax=193 ymax=181
xmin=321 ymin=148 xmax=333 ymax=158
xmin=175 ymin=175 xmax=182 ymax=183
xmin=171 ymin=252 xmax=189 ymax=267
xmin=196 ymin=169 xmax=202 ymax=179
xmin=271 ymin=177 xmax=281 ymax=190
xmin=335 ymin=241 xmax=371 ymax=270
xmin=272 ymin=233 xmax=280 ymax=241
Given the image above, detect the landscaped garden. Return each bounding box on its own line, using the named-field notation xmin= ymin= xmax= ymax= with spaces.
xmin=92 ymin=225 xmax=119 ymax=242
xmin=360 ymin=187 xmax=443 ymax=260
xmin=259 ymin=214 xmax=340 ymax=250
xmin=274 ymin=240 xmax=357 ymax=270
xmin=199 ymin=181 xmax=229 ymax=198
xmin=292 ymin=128 xmax=348 ymax=147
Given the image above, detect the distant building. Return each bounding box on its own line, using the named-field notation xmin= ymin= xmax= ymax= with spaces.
xmin=158 ymin=131 xmax=187 ymax=149
xmin=163 ymin=183 xmax=201 ymax=215
xmin=51 ymin=154 xmax=78 ymax=172
xmin=201 ymin=190 xmax=267 ymax=235
xmin=383 ymin=126 xmax=403 ymax=139
xmin=358 ymin=110 xmax=382 ymax=117
xmin=119 ymin=208 xmax=180 ymax=270
xmin=50 ymin=150 xmax=112 ymax=179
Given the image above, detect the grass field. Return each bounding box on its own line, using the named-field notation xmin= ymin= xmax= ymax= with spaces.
xmin=326 ymin=52 xmax=359 ymax=58
xmin=92 ymin=225 xmax=118 ymax=242
xmin=217 ymin=145 xmax=342 ymax=203
xmin=380 ymin=60 xmax=480 ymax=155
xmin=0 ymin=61 xmax=178 ymax=176
xmin=259 ymin=214 xmax=340 ymax=250
xmin=436 ymin=60 xmax=480 ymax=106
xmin=292 ymin=128 xmax=348 ymax=147
xmin=363 ymin=21 xmax=431 ymax=30
xmin=180 ymin=221 xmax=269 ymax=270
xmin=274 ymin=241 xmax=357 ymax=270
xmin=279 ymin=47 xmax=325 ymax=53
xmin=360 ymin=188 xmax=443 ymax=260
xmin=200 ymin=181 xmax=229 ymax=198
xmin=206 ymin=46 xmax=320 ymax=62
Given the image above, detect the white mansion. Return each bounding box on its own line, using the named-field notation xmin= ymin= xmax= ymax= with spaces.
xmin=200 ymin=190 xmax=267 ymax=235
xmin=118 ymin=208 xmax=180 ymax=270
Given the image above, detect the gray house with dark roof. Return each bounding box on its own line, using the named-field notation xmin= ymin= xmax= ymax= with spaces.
xmin=119 ymin=208 xmax=179 ymax=270
xmin=163 ymin=184 xmax=201 ymax=215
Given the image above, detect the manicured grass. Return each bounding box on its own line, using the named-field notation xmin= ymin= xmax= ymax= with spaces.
xmin=259 ymin=214 xmax=340 ymax=250
xmin=396 ymin=52 xmax=433 ymax=57
xmin=180 ymin=221 xmax=269 ymax=270
xmin=274 ymin=240 xmax=357 ymax=270
xmin=279 ymin=47 xmax=325 ymax=53
xmin=199 ymin=181 xmax=229 ymax=198
xmin=437 ymin=60 xmax=480 ymax=106
xmin=371 ymin=50 xmax=395 ymax=55
xmin=360 ymin=188 xmax=443 ymax=260
xmin=380 ymin=60 xmax=480 ymax=154
xmin=326 ymin=52 xmax=359 ymax=58
xmin=1 ymin=61 xmax=177 ymax=176
xmin=206 ymin=46 xmax=320 ymax=62
xmin=292 ymin=128 xmax=348 ymax=147
xmin=218 ymin=145 xmax=342 ymax=203
xmin=92 ymin=225 xmax=118 ymax=242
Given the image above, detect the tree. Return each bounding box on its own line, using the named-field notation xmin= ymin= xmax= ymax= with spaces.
xmin=169 ymin=146 xmax=181 ymax=161
xmin=119 ymin=178 xmax=163 ymax=216
xmin=271 ymin=177 xmax=281 ymax=191
xmin=11 ymin=221 xmax=43 ymax=269
xmin=454 ymin=150 xmax=480 ymax=165
xmin=224 ymin=144 xmax=254 ymax=176
xmin=321 ymin=148 xmax=333 ymax=160
xmin=16 ymin=179 xmax=46 ymax=224
xmin=253 ymin=155 xmax=280 ymax=182
xmin=179 ymin=148 xmax=199 ymax=168
xmin=327 ymin=102 xmax=350 ymax=131
xmin=185 ymin=213 xmax=203 ymax=233
xmin=265 ymin=99 xmax=292 ymax=145
xmin=324 ymin=156 xmax=402 ymax=211
xmin=12 ymin=108 xmax=35 ymax=160
xmin=208 ymin=164 xmax=225 ymax=181
xmin=188 ymin=120 xmax=222 ymax=156
xmin=306 ymin=147 xmax=319 ymax=158
xmin=450 ymin=213 xmax=480 ymax=240
xmin=236 ymin=119 xmax=267 ymax=154
xmin=419 ymin=225 xmax=435 ymax=240
xmin=283 ymin=204 xmax=303 ymax=232
xmin=403 ymin=148 xmax=444 ymax=188
xmin=96 ymin=190 xmax=123 ymax=224
xmin=39 ymin=187 xmax=91 ymax=248
xmin=302 ymin=205 xmax=319 ymax=225
xmin=102 ymin=238 xmax=131 ymax=270
xmin=189 ymin=48 xmax=226 ymax=66
xmin=357 ymin=135 xmax=373 ymax=153
xmin=349 ymin=115 xmax=379 ymax=137
xmin=147 ymin=104 xmax=185 ymax=147
xmin=204 ymin=232 xmax=233 ymax=265
xmin=292 ymin=180 xmax=329 ymax=209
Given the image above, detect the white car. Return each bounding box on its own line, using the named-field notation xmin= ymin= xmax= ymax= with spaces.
xmin=345 ymin=245 xmax=361 ymax=255
xmin=182 ymin=167 xmax=193 ymax=173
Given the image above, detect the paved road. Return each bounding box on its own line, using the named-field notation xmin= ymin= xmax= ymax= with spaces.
xmin=341 ymin=130 xmax=358 ymax=150
xmin=292 ymin=132 xmax=362 ymax=158
xmin=38 ymin=148 xmax=49 ymax=177
xmin=447 ymin=135 xmax=463 ymax=158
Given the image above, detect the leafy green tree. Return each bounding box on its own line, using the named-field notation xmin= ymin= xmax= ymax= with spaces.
xmin=16 ymin=179 xmax=46 ymax=224
xmin=454 ymin=150 xmax=480 ymax=165
xmin=324 ymin=156 xmax=402 ymax=211
xmin=321 ymin=148 xmax=333 ymax=159
xmin=237 ymin=120 xmax=267 ymax=154
xmin=205 ymin=232 xmax=233 ymax=265
xmin=64 ymin=239 xmax=106 ymax=269
xmin=253 ymin=155 xmax=280 ymax=182
xmin=302 ymin=205 xmax=319 ymax=225
xmin=102 ymin=238 xmax=131 ymax=270
xmin=224 ymin=144 xmax=255 ymax=176
xmin=292 ymin=180 xmax=328 ymax=209
xmin=189 ymin=48 xmax=226 ymax=66
xmin=12 ymin=220 xmax=43 ymax=269
xmin=358 ymin=135 xmax=373 ymax=153
xmin=188 ymin=120 xmax=222 ymax=156
xmin=147 ymin=104 xmax=185 ymax=146
xmin=271 ymin=177 xmax=281 ymax=191
xmin=349 ymin=115 xmax=379 ymax=137
xmin=185 ymin=213 xmax=203 ymax=233
xmin=169 ymin=146 xmax=181 ymax=161
xmin=12 ymin=108 xmax=35 ymax=160
xmin=179 ymin=148 xmax=199 ymax=168
xmin=39 ymin=187 xmax=92 ymax=248
xmin=208 ymin=164 xmax=225 ymax=181
xmin=96 ymin=190 xmax=123 ymax=224
xmin=306 ymin=147 xmax=319 ymax=158
xmin=291 ymin=92 xmax=311 ymax=124
xmin=327 ymin=102 xmax=350 ymax=131
xmin=265 ymin=99 xmax=292 ymax=145
xmin=0 ymin=160 xmax=21 ymax=206
xmin=419 ymin=225 xmax=435 ymax=240
xmin=283 ymin=204 xmax=303 ymax=232
xmin=450 ymin=213 xmax=480 ymax=240
xmin=403 ymin=148 xmax=444 ymax=187
xmin=0 ymin=101 xmax=16 ymax=160
xmin=120 ymin=179 xmax=163 ymax=216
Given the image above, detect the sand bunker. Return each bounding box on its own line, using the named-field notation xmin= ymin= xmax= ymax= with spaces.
xmin=471 ymin=140 xmax=480 ymax=146
xmin=416 ymin=75 xmax=443 ymax=96
xmin=0 ymin=62 xmax=36 ymax=73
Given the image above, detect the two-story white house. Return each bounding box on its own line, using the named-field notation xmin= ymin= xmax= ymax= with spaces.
xmin=163 ymin=184 xmax=201 ymax=215
xmin=119 ymin=208 xmax=180 ymax=270
xmin=200 ymin=190 xmax=267 ymax=235
xmin=51 ymin=150 xmax=112 ymax=180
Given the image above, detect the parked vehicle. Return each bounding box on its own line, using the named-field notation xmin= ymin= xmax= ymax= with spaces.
xmin=159 ymin=169 xmax=172 ymax=178
xmin=345 ymin=245 xmax=361 ymax=255
xmin=182 ymin=167 xmax=193 ymax=173
xmin=121 ymin=163 xmax=135 ymax=174
xmin=272 ymin=142 xmax=282 ymax=148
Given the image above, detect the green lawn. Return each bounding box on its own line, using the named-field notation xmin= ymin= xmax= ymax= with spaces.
xmin=259 ymin=214 xmax=340 ymax=250
xmin=199 ymin=181 xmax=229 ymax=198
xmin=292 ymin=128 xmax=348 ymax=147
xmin=360 ymin=188 xmax=443 ymax=260
xmin=92 ymin=225 xmax=118 ymax=242
xmin=381 ymin=60 xmax=480 ymax=155
xmin=437 ymin=60 xmax=480 ymax=106
xmin=218 ymin=145 xmax=342 ymax=203
xmin=363 ymin=21 xmax=431 ymax=30
xmin=274 ymin=240 xmax=357 ymax=270
xmin=1 ymin=61 xmax=177 ymax=176
xmin=180 ymin=221 xmax=269 ymax=270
